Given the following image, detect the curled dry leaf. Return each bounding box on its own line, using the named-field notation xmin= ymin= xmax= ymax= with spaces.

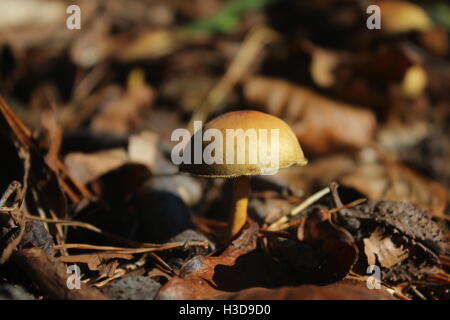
xmin=363 ymin=226 xmax=409 ymax=268
xmin=334 ymin=201 xmax=448 ymax=283
xmin=296 ymin=208 xmax=358 ymax=283
xmin=243 ymin=76 xmax=377 ymax=154
xmin=157 ymin=220 xmax=278 ymax=300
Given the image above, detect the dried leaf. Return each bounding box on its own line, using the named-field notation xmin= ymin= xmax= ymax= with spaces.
xmin=340 ymin=150 xmax=449 ymax=219
xmin=157 ymin=221 xmax=279 ymax=300
xmin=244 ymin=76 xmax=377 ymax=154
xmin=299 ymin=208 xmax=359 ymax=283
xmin=224 ymin=279 xmax=395 ymax=300
xmin=58 ymin=253 xmax=133 ymax=272
xmin=65 ymin=149 xmax=129 ymax=185
xmin=334 ymin=200 xmax=448 ymax=283
xmin=363 ymin=227 xmax=409 ymax=268
xmin=128 ymin=131 xmax=176 ymax=174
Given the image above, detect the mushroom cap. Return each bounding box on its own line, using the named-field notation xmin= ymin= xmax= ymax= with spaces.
xmin=180 ymin=110 xmax=307 ymax=178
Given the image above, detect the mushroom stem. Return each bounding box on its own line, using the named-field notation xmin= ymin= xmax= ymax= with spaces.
xmin=228 ymin=176 xmax=250 ymax=238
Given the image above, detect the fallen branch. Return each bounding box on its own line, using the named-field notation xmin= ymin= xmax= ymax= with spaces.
xmin=13 ymin=247 xmax=108 ymax=300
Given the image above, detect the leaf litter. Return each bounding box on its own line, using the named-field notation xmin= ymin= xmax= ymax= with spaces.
xmin=0 ymin=0 xmax=449 ymax=300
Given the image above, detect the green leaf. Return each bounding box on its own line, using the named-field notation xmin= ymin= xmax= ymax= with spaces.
xmin=180 ymin=0 xmax=272 ymax=35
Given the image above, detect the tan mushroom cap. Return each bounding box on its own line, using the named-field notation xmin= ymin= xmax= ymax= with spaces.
xmin=180 ymin=110 xmax=307 ymax=178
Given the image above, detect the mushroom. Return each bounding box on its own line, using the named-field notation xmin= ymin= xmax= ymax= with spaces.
xmin=180 ymin=110 xmax=307 ymax=238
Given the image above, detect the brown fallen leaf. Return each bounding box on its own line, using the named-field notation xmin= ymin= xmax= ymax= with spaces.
xmin=128 ymin=131 xmax=177 ymax=175
xmin=57 ymin=253 xmax=134 ymax=272
xmin=243 ymin=76 xmax=377 ymax=154
xmin=223 ymin=279 xmax=395 ymax=300
xmin=363 ymin=227 xmax=409 ymax=268
xmin=262 ymin=154 xmax=356 ymax=197
xmin=65 ymin=149 xmax=129 ymax=185
xmin=64 ymin=130 xmax=174 ymax=182
xmin=340 ymin=146 xmax=449 ymax=220
xmin=334 ymin=200 xmax=448 ymax=284
xmin=297 ymin=207 xmax=359 ymax=283
xmin=157 ymin=220 xmax=283 ymax=300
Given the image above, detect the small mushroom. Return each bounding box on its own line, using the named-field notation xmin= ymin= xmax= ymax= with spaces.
xmin=180 ymin=110 xmax=307 ymax=238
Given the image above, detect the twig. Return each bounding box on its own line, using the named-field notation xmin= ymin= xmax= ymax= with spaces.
xmin=0 ymin=96 xmax=92 ymax=203
xmin=27 ymin=214 xmax=187 ymax=277
xmin=54 ymin=241 xmax=209 ymax=253
xmin=0 ymin=181 xmax=21 ymax=207
xmin=258 ymin=229 xmax=296 ymax=240
xmin=264 ymin=198 xmax=366 ymax=232
xmin=188 ymin=26 xmax=278 ymax=131
xmin=439 ymin=255 xmax=450 ymax=267
xmin=327 ymin=198 xmax=367 ymax=215
xmin=0 ymin=181 xmax=26 ymax=264
xmin=267 ymin=186 xmax=330 ymax=231
xmin=410 ymin=285 xmax=427 ymax=300
xmin=148 ymin=252 xmax=177 ymax=276
xmin=25 ymin=214 xmax=203 ymax=250
xmin=13 ymin=247 xmax=107 ymax=300
xmin=329 ymin=181 xmax=344 ymax=208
